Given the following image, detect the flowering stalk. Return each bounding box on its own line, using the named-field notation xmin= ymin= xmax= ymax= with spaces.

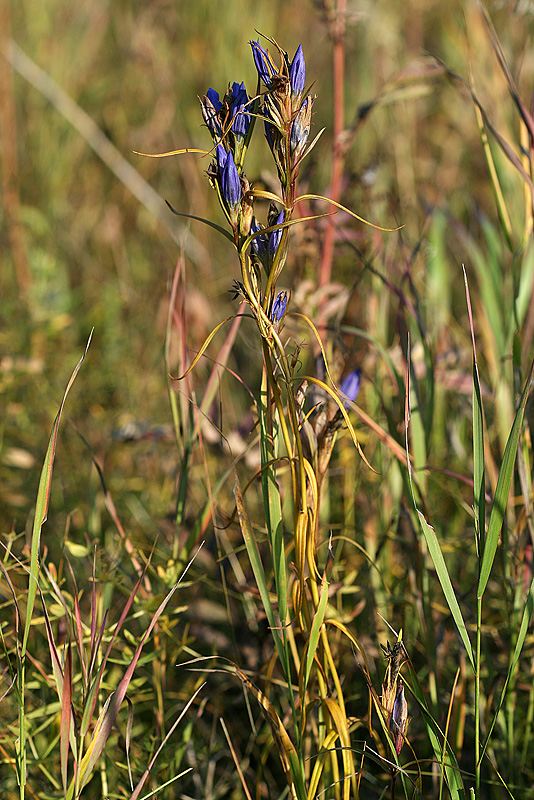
xmin=155 ymin=35 xmax=382 ymax=800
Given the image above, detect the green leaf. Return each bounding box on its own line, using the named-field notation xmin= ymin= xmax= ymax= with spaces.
xmin=165 ymin=201 xmax=234 ymax=243
xmin=409 ymin=674 xmax=467 ymax=800
xmin=417 ymin=511 xmax=475 ymax=670
xmin=259 ymin=376 xmax=287 ymax=628
xmin=464 ymin=267 xmax=485 ymax=554
xmin=22 ymin=331 xmax=93 ymax=656
xmin=303 ymin=571 xmax=329 ymax=696
xmin=478 ymin=360 xmax=534 ymax=598
xmin=234 ymin=477 xmax=285 ymax=667
xmin=480 ymin=575 xmax=534 ymax=761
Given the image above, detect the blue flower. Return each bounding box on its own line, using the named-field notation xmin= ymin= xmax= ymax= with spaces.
xmin=271 ymin=290 xmax=288 ymax=323
xmin=207 ymin=88 xmax=222 ymax=109
xmin=230 ymin=82 xmax=250 ymax=140
xmin=268 ymin=210 xmax=285 ymax=260
xmin=201 ymin=90 xmax=223 ymax=138
xmin=250 ymin=217 xmax=267 ymax=258
xmin=231 ymin=81 xmax=248 ymax=110
xmin=339 ymin=369 xmax=361 ymax=408
xmin=221 ymin=150 xmax=241 ymax=208
xmin=289 ymin=44 xmax=306 ymax=96
xmin=215 ymin=143 xmax=228 ymax=172
xmin=250 ymin=39 xmax=277 ymax=88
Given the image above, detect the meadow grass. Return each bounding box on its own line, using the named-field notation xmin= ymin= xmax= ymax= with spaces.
xmin=2 ymin=1 xmax=534 ymax=798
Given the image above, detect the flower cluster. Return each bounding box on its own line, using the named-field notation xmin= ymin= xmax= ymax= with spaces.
xmin=201 ymin=82 xmax=251 ymax=166
xmin=250 ymin=204 xmax=285 ymax=273
xmin=199 ymin=36 xmax=316 ymax=325
xmin=201 ymin=81 xmax=254 ymax=237
xmin=250 ymin=39 xmax=315 ymax=185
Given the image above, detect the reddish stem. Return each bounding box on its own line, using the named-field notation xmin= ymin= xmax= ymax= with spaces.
xmin=318 ymin=0 xmax=346 ymax=316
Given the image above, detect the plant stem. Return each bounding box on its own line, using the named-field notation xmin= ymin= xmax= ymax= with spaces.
xmin=475 ymin=595 xmax=482 ymax=799
xmin=318 ymin=0 xmax=346 ymax=304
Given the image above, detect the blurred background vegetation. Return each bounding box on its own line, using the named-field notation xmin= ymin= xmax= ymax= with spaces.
xmin=2 ymin=0 xmax=534 ymax=797
xmin=2 ymin=0 xmax=530 ymax=547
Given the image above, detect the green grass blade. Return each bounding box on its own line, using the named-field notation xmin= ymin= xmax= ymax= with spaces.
xmin=464 ymin=267 xmax=485 ymax=553
xmin=417 ymin=510 xmax=475 ymax=671
xmin=303 ymin=571 xmax=329 ymax=696
xmin=408 ymin=674 xmax=467 ymax=800
xmin=234 ymin=476 xmax=284 ymax=666
xmin=478 ymin=359 xmax=534 ymax=599
xmin=60 ymin=640 xmax=73 ymax=795
xmin=480 ymin=575 xmax=534 ymax=762
xmin=405 ymin=336 xmax=474 ymax=671
xmin=513 ymin=242 xmax=534 ymax=332
xmin=128 ymin=683 xmax=204 ymax=800
xmin=75 ymin=547 xmax=200 ymax=793
xmin=259 ymin=371 xmax=287 ymax=627
xmin=22 ymin=331 xmax=93 ymax=656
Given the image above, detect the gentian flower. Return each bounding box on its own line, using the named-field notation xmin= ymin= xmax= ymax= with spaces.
xmin=221 ymin=150 xmax=241 ymax=208
xmin=339 ymin=369 xmax=361 ymax=408
xmin=250 ymin=39 xmax=278 ymax=88
xmin=202 ymin=83 xmax=250 ymax=148
xmin=289 ymin=44 xmax=306 ymax=96
xmin=230 ymin=82 xmax=251 ymax=140
xmin=268 ymin=210 xmax=285 ymax=261
xmin=207 ymin=88 xmax=222 ymax=109
xmin=201 ymin=89 xmax=223 ymax=139
xmin=215 ymin=143 xmax=227 ymax=171
xmin=250 ymin=216 xmax=267 ymax=259
xmin=271 ymin=290 xmax=288 ymax=323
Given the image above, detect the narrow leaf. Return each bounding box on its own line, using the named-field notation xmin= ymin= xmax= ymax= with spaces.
xmin=75 ymin=547 xmax=200 ymax=792
xmin=60 ymin=640 xmax=73 ymax=795
xmin=478 ymin=359 xmax=534 ymax=598
xmin=165 ymin=201 xmax=234 ymax=243
xmin=134 ymin=147 xmax=208 ymax=158
xmin=23 ymin=331 xmax=93 ymax=655
xmin=235 ymin=666 xmax=306 ymax=800
xmin=418 ymin=511 xmax=475 ymax=670
xmin=234 ymin=477 xmax=284 ymax=665
xmin=294 ymin=193 xmax=402 ymax=231
xmin=303 ymin=571 xmax=329 ymax=695
xmin=169 ymin=315 xmax=239 ymax=381
xmin=128 ymin=684 xmax=204 ymax=800
xmin=464 ymin=266 xmax=485 ymax=554
xmin=480 ymin=574 xmax=534 ymax=761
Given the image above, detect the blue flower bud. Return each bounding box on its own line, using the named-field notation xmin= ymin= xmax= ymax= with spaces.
xmin=250 ymin=39 xmax=276 ymax=88
xmin=221 ymin=150 xmax=241 ymax=208
xmin=231 ymin=82 xmax=248 ymax=109
xmin=201 ymin=90 xmax=223 ymax=138
xmin=231 ymin=82 xmax=250 ymax=140
xmin=271 ymin=290 xmax=288 ymax=323
xmin=268 ymin=210 xmax=285 ymax=260
xmin=339 ymin=369 xmax=361 ymax=408
xmin=250 ymin=217 xmax=267 ymax=258
xmin=215 ymin=143 xmax=227 ymax=172
xmin=289 ymin=44 xmax=306 ymax=96
xmin=207 ymin=88 xmax=222 ymax=110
